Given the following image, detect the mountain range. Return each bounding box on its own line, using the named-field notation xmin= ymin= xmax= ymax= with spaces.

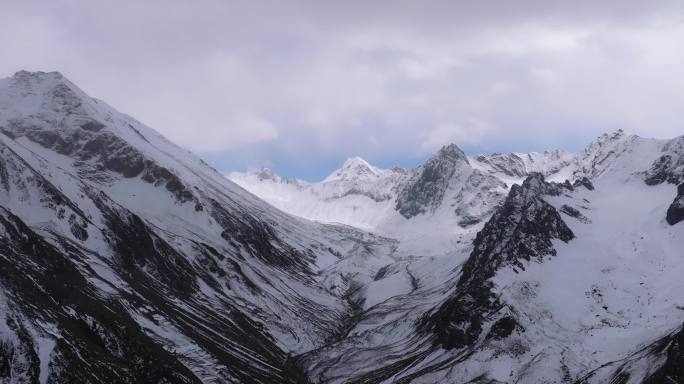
xmin=0 ymin=70 xmax=682 ymax=383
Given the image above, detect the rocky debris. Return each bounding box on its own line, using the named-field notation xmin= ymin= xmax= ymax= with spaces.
xmin=666 ymin=183 xmax=684 ymax=225
xmin=424 ymin=173 xmax=574 ymax=349
xmin=396 ymin=144 xmax=470 ymax=218
xmin=560 ymin=204 xmax=590 ymax=224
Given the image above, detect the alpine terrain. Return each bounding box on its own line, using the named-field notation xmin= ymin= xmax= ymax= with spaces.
xmin=0 ymin=70 xmax=682 ymax=384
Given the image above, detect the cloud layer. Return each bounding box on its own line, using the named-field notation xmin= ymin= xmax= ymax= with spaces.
xmin=2 ymin=1 xmax=684 ymax=179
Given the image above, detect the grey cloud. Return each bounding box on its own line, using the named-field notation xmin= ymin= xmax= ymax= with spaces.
xmin=1 ymin=0 xmax=684 ymax=179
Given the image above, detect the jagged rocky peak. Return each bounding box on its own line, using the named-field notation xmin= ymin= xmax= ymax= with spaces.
xmin=425 ymin=172 xmax=574 ymax=349
xmin=432 ymin=143 xmax=470 ymax=166
xmin=395 ymin=143 xmax=471 ymax=218
xmin=324 ymin=156 xmax=381 ymax=181
xmin=459 ymin=173 xmax=574 ymax=285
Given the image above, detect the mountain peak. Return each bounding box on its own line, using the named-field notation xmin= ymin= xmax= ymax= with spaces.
xmin=1 ymin=69 xmax=93 ymax=120
xmin=324 ymin=156 xmax=381 ymax=182
xmin=341 ymin=156 xmax=372 ymax=169
xmin=250 ymin=167 xmax=284 ymax=182
xmin=7 ymin=70 xmax=73 ymax=93
xmin=435 ymin=143 xmax=469 ymax=164
xmin=13 ymin=70 xmax=65 ymax=81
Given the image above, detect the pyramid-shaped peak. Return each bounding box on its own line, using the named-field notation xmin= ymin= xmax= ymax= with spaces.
xmin=433 ymin=143 xmax=469 ymax=164
xmin=341 ymin=156 xmax=373 ymax=169
xmin=324 ymin=156 xmax=381 ymax=182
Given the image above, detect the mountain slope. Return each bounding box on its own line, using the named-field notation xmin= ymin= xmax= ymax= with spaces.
xmin=1 ymin=70 xmax=683 ymax=384
xmin=233 ymin=129 xmax=684 ymax=383
xmin=0 ymin=71 xmax=403 ymax=383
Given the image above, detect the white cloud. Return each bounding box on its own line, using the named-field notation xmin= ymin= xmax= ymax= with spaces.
xmin=419 ymin=119 xmax=491 ymax=154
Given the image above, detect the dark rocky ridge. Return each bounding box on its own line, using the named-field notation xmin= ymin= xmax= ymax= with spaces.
xmin=423 ymin=173 xmax=574 ymax=349
xmin=643 ymin=323 xmax=684 ymax=384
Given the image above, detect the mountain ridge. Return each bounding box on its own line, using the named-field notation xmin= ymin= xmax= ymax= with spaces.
xmin=0 ymin=70 xmax=682 ymax=383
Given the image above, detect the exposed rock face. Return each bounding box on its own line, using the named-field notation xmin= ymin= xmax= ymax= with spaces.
xmin=645 ymin=135 xmax=684 ymax=186
xmin=643 ymin=323 xmax=684 ymax=384
xmin=560 ymin=204 xmax=590 ymax=223
xmin=0 ymin=207 xmax=201 ymax=383
xmin=666 ymin=183 xmax=684 ymax=225
xmin=396 ymin=144 xmax=470 ymax=218
xmin=572 ymin=176 xmax=595 ymax=191
xmin=424 ymin=173 xmax=574 ymax=349
xmin=454 ymin=170 xmax=507 ymax=227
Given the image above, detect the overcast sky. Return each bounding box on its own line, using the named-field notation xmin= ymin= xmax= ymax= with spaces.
xmin=2 ymin=1 xmax=684 ymax=180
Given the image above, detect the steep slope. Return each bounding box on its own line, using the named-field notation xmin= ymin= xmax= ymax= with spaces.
xmin=0 ymin=70 xmax=401 ymax=383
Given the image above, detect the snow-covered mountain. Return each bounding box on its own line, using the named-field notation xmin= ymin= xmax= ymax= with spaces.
xmin=230 ymin=145 xmax=511 ymax=256
xmin=232 ymin=128 xmax=684 ymax=383
xmin=1 ymin=70 xmax=683 ymax=384
xmin=0 ymin=71 xmax=404 ymax=383
xmin=230 ymin=146 xmax=577 ymax=237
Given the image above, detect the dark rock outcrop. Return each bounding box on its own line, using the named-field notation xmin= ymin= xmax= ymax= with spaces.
xmin=643 ymin=322 xmax=684 ymax=384
xmin=573 ymin=177 xmax=595 ymax=191
xmin=666 ymin=183 xmax=684 ymax=225
xmin=560 ymin=204 xmax=590 ymax=223
xmin=423 ymin=173 xmax=574 ymax=349
xmin=645 ymin=136 xmax=684 ymax=186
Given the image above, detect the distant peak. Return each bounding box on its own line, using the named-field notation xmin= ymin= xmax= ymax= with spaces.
xmin=434 ymin=143 xmax=469 ymax=164
xmin=324 ymin=156 xmax=381 ymax=182
xmin=9 ymin=70 xmax=69 ymax=88
xmin=13 ymin=70 xmax=64 ymax=80
xmin=341 ymin=156 xmax=372 ymax=169
xmin=585 ymin=129 xmax=635 ymax=151
xmin=249 ymin=167 xmax=279 ymax=181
